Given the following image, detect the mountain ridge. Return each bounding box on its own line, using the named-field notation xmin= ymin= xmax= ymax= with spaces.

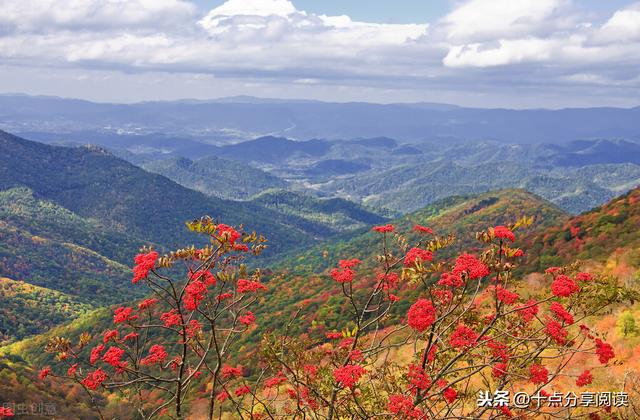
xmin=3 ymin=94 xmax=639 ymax=143
xmin=2 ymin=93 xmax=638 ymax=111
xmin=143 ymin=155 xmax=289 ymax=200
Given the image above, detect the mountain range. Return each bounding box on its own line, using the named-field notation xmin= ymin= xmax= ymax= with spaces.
xmin=2 ymin=94 xmax=640 ymax=143
xmin=3 ymin=95 xmax=640 ymax=217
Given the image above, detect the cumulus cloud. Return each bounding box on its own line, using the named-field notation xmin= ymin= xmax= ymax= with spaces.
xmin=441 ymin=0 xmax=571 ymax=42
xmin=439 ymin=0 xmax=577 ymax=68
xmin=205 ymin=0 xmax=297 ymax=18
xmin=198 ymin=0 xmax=428 ymax=49
xmin=598 ymin=2 xmax=640 ymax=42
xmin=0 ymin=0 xmax=432 ymax=80
xmin=439 ymin=0 xmax=640 ymax=72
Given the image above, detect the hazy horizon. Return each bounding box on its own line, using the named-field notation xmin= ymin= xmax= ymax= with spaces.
xmin=2 ymin=92 xmax=640 ymax=111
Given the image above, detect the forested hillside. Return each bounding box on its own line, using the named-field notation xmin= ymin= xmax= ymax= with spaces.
xmin=0 ymin=187 xmax=142 ymax=264
xmin=0 ymin=130 xmax=329 ymax=254
xmin=249 ymin=189 xmax=388 ymax=235
xmin=2 ymin=0 xmax=640 ymax=415
xmin=0 ymin=187 xmax=144 ymax=308
xmin=523 ymin=185 xmax=640 ymax=276
xmin=0 ymin=278 xmax=91 ymax=344
xmin=0 ymin=353 xmax=111 ymax=419
xmin=246 ymin=189 xmax=566 ymax=338
xmin=143 ymin=155 xmax=288 ymax=200
xmin=142 ymin=156 xmax=389 ymax=234
xmin=273 ymin=189 xmax=567 ymax=274
xmin=332 ymin=158 xmax=640 ymax=214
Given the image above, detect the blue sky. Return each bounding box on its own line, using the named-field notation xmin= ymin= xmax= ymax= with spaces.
xmin=0 ymin=0 xmax=639 ymax=108
xmin=192 ymin=0 xmax=451 ymax=23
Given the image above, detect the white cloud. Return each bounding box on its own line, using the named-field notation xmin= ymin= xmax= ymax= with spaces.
xmin=441 ymin=0 xmax=569 ymax=42
xmin=439 ymin=0 xmax=581 ymax=68
xmin=0 ymin=0 xmax=432 ymax=85
xmin=598 ymin=3 xmax=640 ymax=42
xmin=440 ymin=0 xmax=640 ymax=70
xmin=0 ymin=0 xmax=196 ymax=32
xmin=443 ymin=38 xmax=559 ymax=68
xmin=206 ymin=0 xmax=296 ymax=18
xmin=198 ymin=1 xmax=428 ymax=47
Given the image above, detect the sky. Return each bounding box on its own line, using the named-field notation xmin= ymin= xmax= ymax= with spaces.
xmin=191 ymin=0 xmax=452 ymax=24
xmin=0 ymin=0 xmax=639 ymax=108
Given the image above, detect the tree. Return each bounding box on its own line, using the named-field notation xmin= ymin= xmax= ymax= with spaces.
xmin=618 ymin=310 xmax=637 ymax=337
xmin=40 ymin=217 xmax=635 ymax=419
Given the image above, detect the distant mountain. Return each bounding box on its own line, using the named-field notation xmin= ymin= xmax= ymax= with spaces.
xmin=304 ymin=159 xmax=371 ymax=177
xmin=0 ymin=130 xmax=322 ymax=254
xmin=215 ymin=136 xmax=331 ymax=163
xmin=349 ymin=137 xmax=398 ymax=148
xmin=102 ymin=134 xmax=640 ymax=217
xmin=13 ymin=125 xmax=639 ymax=216
xmin=142 ymin=156 xmax=389 ymax=236
xmin=143 ymin=155 xmax=288 ymax=200
xmin=128 ymin=135 xmax=640 ymax=216
xmin=330 ymin=159 xmax=640 ymax=215
xmin=2 ymin=94 xmax=639 ymax=143
xmin=540 ymin=139 xmax=640 ymax=167
xmin=21 ymin=131 xmax=224 ymax=163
